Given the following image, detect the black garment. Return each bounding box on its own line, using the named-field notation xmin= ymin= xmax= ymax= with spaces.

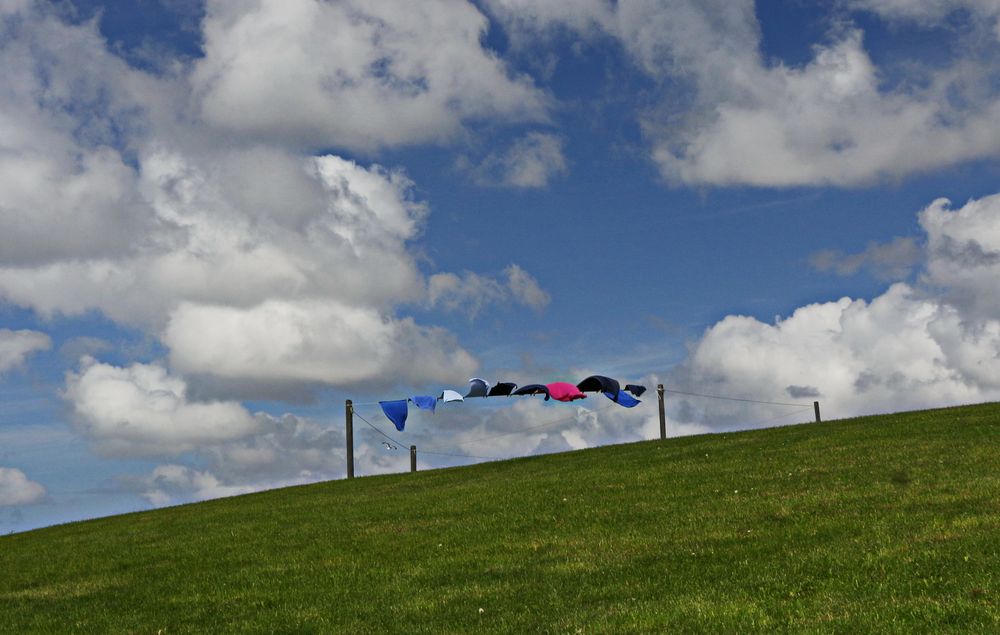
xmin=487 ymin=382 xmax=518 ymax=397
xmin=625 ymin=384 xmax=647 ymax=397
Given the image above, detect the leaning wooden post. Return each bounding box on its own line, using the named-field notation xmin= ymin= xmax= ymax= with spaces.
xmin=346 ymin=399 xmax=355 ymax=479
xmin=410 ymin=445 xmax=417 ymax=473
xmin=657 ymin=384 xmax=666 ymax=440
xmin=814 ymin=401 xmax=821 ymax=423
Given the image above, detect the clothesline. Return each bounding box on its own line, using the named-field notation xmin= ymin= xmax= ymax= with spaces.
xmin=354 ymin=411 xmax=500 ymax=461
xmin=660 ymin=388 xmax=812 ymax=408
xmin=356 ymin=375 xmax=647 ymax=432
xmin=459 ymin=402 xmax=621 ymax=445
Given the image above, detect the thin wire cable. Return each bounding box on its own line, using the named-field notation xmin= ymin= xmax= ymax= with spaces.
xmin=348 ymin=397 xmax=495 ymax=409
xmin=353 ymin=388 xmax=811 ymax=410
xmin=662 ymin=388 xmax=810 ymax=408
xmin=457 ymin=401 xmax=622 ymax=445
xmin=354 ymin=411 xmax=500 ymax=461
xmin=354 ymin=411 xmax=409 ymax=449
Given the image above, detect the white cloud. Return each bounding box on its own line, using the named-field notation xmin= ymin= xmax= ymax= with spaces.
xmin=135 ymin=464 xmax=261 ymax=506
xmin=666 ymin=193 xmax=1000 ymax=428
xmin=0 ymin=6 xmax=171 ymax=265
xmin=921 ymin=194 xmax=1000 ymax=321
xmin=164 ymin=299 xmax=477 ymax=386
xmin=0 ymin=329 xmax=51 ymax=373
xmin=489 ymin=0 xmax=1000 ymax=186
xmin=481 ymin=0 xmax=616 ymax=38
xmin=849 ymin=0 xmax=1000 ymax=28
xmin=192 ymin=0 xmax=549 ymax=152
xmin=427 ymin=264 xmax=550 ymax=317
xmin=810 ymin=236 xmax=922 ymax=280
xmin=647 ymin=28 xmax=1000 ymax=186
xmin=128 ymin=414 xmax=386 ymax=507
xmin=0 ymin=151 xmax=431 ymax=328
xmin=460 ymin=132 xmax=568 ymax=187
xmin=0 ymin=467 xmax=46 ymax=506
xmin=65 ymin=359 xmax=263 ymax=456
xmin=0 ymin=6 xmax=582 ymax=397
xmin=505 ymin=263 xmax=552 ymax=310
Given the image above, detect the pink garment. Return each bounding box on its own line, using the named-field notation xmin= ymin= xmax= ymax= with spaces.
xmin=546 ymin=382 xmax=587 ymax=402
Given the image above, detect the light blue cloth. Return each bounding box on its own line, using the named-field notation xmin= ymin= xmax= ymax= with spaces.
xmin=379 ymin=399 xmax=409 ymax=431
xmin=439 ymin=390 xmax=464 ymax=403
xmin=604 ymin=390 xmax=640 ymax=408
xmin=410 ymin=395 xmax=437 ymax=412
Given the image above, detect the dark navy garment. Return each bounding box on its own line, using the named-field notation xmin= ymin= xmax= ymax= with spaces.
xmin=512 ymin=384 xmax=551 ymax=400
xmin=577 ymin=375 xmax=621 ymax=397
xmin=379 ymin=400 xmax=409 ymax=431
xmin=410 ymin=396 xmax=437 ymax=412
xmin=625 ymin=384 xmax=647 ymax=397
xmin=604 ymin=390 xmax=641 ymax=408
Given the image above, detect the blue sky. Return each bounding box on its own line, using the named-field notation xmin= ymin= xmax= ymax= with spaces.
xmin=2 ymin=0 xmax=1000 ymax=533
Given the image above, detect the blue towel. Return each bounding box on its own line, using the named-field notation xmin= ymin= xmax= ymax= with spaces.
xmin=604 ymin=390 xmax=640 ymax=408
xmin=379 ymin=399 xmax=409 ymax=431
xmin=410 ymin=395 xmax=437 ymax=412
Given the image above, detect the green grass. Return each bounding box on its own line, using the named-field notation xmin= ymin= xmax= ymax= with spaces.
xmin=2 ymin=403 xmax=999 ymax=633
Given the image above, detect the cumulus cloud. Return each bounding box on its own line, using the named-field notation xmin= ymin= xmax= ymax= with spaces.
xmin=459 ymin=132 xmax=568 ymax=187
xmin=921 ymin=195 xmax=1000 ymax=321
xmin=666 ymin=193 xmax=1000 ymax=429
xmin=482 ymin=0 xmax=616 ymax=38
xmin=165 ymin=299 xmax=477 ymax=386
xmin=488 ymin=0 xmax=1000 ymax=186
xmin=0 ymin=467 xmax=46 ymax=506
xmin=427 ymin=264 xmax=550 ymax=317
xmin=0 ymin=151 xmax=431 ymax=329
xmin=848 ymin=0 xmax=1000 ymax=28
xmin=0 ymin=6 xmax=172 ymax=265
xmin=132 ymin=464 xmax=261 ymax=507
xmin=0 ymin=5 xmax=586 ymax=399
xmin=810 ymin=236 xmax=922 ymax=280
xmin=191 ymin=0 xmax=548 ymax=152
xmin=127 ymin=414 xmax=400 ymax=507
xmin=0 ymin=329 xmax=51 ymax=374
xmin=65 ymin=359 xmax=263 ymax=456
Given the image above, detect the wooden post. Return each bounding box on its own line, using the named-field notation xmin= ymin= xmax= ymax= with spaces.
xmin=410 ymin=445 xmax=417 ymax=473
xmin=345 ymin=400 xmax=354 ymax=479
xmin=814 ymin=401 xmax=821 ymax=423
xmin=657 ymin=384 xmax=666 ymax=440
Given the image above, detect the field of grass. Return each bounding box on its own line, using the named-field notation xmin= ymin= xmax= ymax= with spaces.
xmin=2 ymin=403 xmax=999 ymax=633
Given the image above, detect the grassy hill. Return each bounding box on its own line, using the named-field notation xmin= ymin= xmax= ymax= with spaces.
xmin=2 ymin=404 xmax=999 ymax=633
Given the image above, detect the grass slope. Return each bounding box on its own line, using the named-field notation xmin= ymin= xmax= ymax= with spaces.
xmin=2 ymin=404 xmax=999 ymax=633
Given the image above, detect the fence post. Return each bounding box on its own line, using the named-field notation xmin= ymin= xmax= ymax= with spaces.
xmin=814 ymin=401 xmax=821 ymax=423
xmin=346 ymin=400 xmax=354 ymax=479
xmin=657 ymin=384 xmax=666 ymax=440
xmin=410 ymin=445 xmax=417 ymax=473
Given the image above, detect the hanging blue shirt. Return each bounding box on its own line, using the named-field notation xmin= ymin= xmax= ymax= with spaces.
xmin=379 ymin=399 xmax=409 ymax=431
xmin=410 ymin=395 xmax=437 ymax=412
